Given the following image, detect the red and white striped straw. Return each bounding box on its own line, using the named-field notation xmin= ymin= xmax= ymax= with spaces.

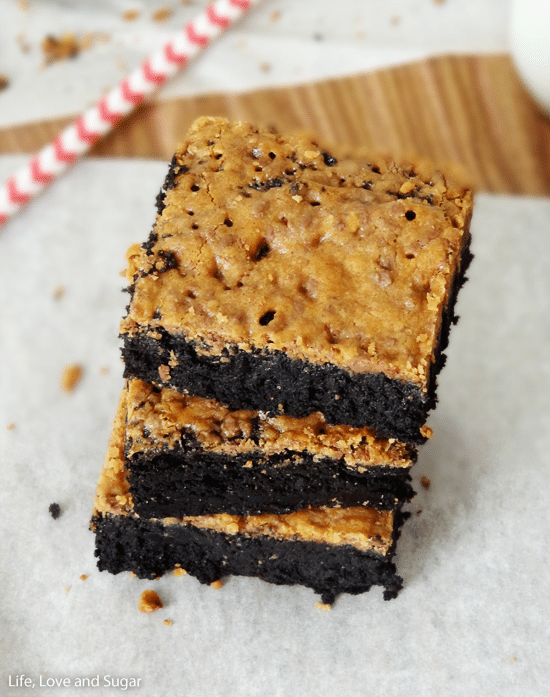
xmin=0 ymin=0 xmax=259 ymax=227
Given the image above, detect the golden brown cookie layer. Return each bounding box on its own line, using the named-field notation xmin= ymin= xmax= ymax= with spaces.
xmin=121 ymin=117 xmax=472 ymax=388
xmin=126 ymin=378 xmax=414 ymax=471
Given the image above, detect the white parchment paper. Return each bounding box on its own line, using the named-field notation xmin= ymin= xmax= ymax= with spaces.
xmin=0 ymin=0 xmax=510 ymax=129
xmin=0 ymin=156 xmax=549 ymax=696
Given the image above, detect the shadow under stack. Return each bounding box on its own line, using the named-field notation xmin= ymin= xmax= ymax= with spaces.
xmin=91 ymin=117 xmax=473 ymax=604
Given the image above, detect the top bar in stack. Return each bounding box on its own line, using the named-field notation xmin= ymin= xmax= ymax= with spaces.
xmin=121 ymin=117 xmax=473 ymax=444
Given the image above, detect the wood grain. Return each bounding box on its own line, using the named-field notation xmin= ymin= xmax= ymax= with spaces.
xmin=1 ymin=54 xmax=549 ymax=194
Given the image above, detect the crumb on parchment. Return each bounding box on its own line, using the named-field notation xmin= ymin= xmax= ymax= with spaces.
xmin=122 ymin=9 xmax=140 ymax=21
xmin=41 ymin=33 xmax=110 ymax=66
xmin=41 ymin=34 xmax=80 ymax=64
xmin=61 ymin=364 xmax=83 ymax=393
xmin=315 ymin=602 xmax=331 ymax=612
xmin=152 ymin=8 xmax=172 ymax=22
xmin=420 ymin=476 xmax=431 ymax=490
xmin=138 ymin=589 xmax=163 ymax=613
xmin=49 ymin=503 xmax=61 ymax=519
xmin=53 ymin=285 xmax=66 ymax=300
xmin=17 ymin=33 xmax=30 ymax=53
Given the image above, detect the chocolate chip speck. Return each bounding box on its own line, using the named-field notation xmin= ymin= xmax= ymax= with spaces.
xmin=322 ymin=152 xmax=337 ymax=166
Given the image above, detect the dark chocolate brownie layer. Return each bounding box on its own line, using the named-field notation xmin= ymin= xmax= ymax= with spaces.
xmin=92 ymin=510 xmax=407 ymax=603
xmin=129 ymin=449 xmax=414 ymax=517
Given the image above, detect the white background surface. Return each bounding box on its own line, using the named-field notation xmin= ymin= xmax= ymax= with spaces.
xmin=1 ymin=0 xmax=550 ymax=694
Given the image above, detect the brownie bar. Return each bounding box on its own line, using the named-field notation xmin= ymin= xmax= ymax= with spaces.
xmin=120 ymin=379 xmax=416 ymax=517
xmin=91 ymin=395 xmax=407 ymax=603
xmin=120 ymin=117 xmax=473 ymax=443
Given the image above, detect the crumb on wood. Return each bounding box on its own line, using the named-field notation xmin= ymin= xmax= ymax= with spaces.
xmin=138 ymin=589 xmax=163 ymax=613
xmin=0 ymin=75 xmax=9 ymax=91
xmin=315 ymin=602 xmax=331 ymax=612
xmin=210 ymin=580 xmax=223 ymax=590
xmin=122 ymin=9 xmax=140 ymax=21
xmin=80 ymin=574 xmax=88 ymax=581
xmin=420 ymin=475 xmax=431 ymax=490
xmin=61 ymin=364 xmax=84 ymax=393
xmin=152 ymin=8 xmax=173 ymax=22
xmin=173 ymin=567 xmax=187 ymax=577
xmin=164 ymin=619 xmax=173 ymax=626
xmin=49 ymin=503 xmax=61 ymax=519
xmin=53 ymin=285 xmax=66 ymax=300
xmin=7 ymin=423 xmax=15 ymax=431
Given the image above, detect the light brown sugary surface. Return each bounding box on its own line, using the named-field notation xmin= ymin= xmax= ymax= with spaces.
xmin=92 ymin=385 xmax=395 ymax=554
xmin=122 ymin=117 xmax=473 ymax=387
xmin=126 ymin=378 xmax=413 ymax=470
xmin=166 ymin=507 xmax=395 ymax=555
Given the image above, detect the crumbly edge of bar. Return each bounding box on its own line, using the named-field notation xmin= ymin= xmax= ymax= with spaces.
xmin=91 ymin=508 xmax=409 ymax=604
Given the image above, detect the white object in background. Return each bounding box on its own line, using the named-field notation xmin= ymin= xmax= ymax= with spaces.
xmin=509 ymin=0 xmax=550 ymax=115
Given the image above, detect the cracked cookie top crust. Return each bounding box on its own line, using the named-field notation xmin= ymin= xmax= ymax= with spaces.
xmin=121 ymin=117 xmax=473 ymax=388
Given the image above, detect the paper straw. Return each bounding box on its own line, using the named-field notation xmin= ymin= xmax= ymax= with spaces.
xmin=0 ymin=0 xmax=259 ymax=227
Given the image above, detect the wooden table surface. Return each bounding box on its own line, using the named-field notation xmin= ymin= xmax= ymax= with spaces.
xmin=1 ymin=54 xmax=549 ymax=195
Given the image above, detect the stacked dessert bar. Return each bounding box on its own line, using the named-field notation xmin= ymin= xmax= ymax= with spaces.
xmin=91 ymin=117 xmax=473 ymax=604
